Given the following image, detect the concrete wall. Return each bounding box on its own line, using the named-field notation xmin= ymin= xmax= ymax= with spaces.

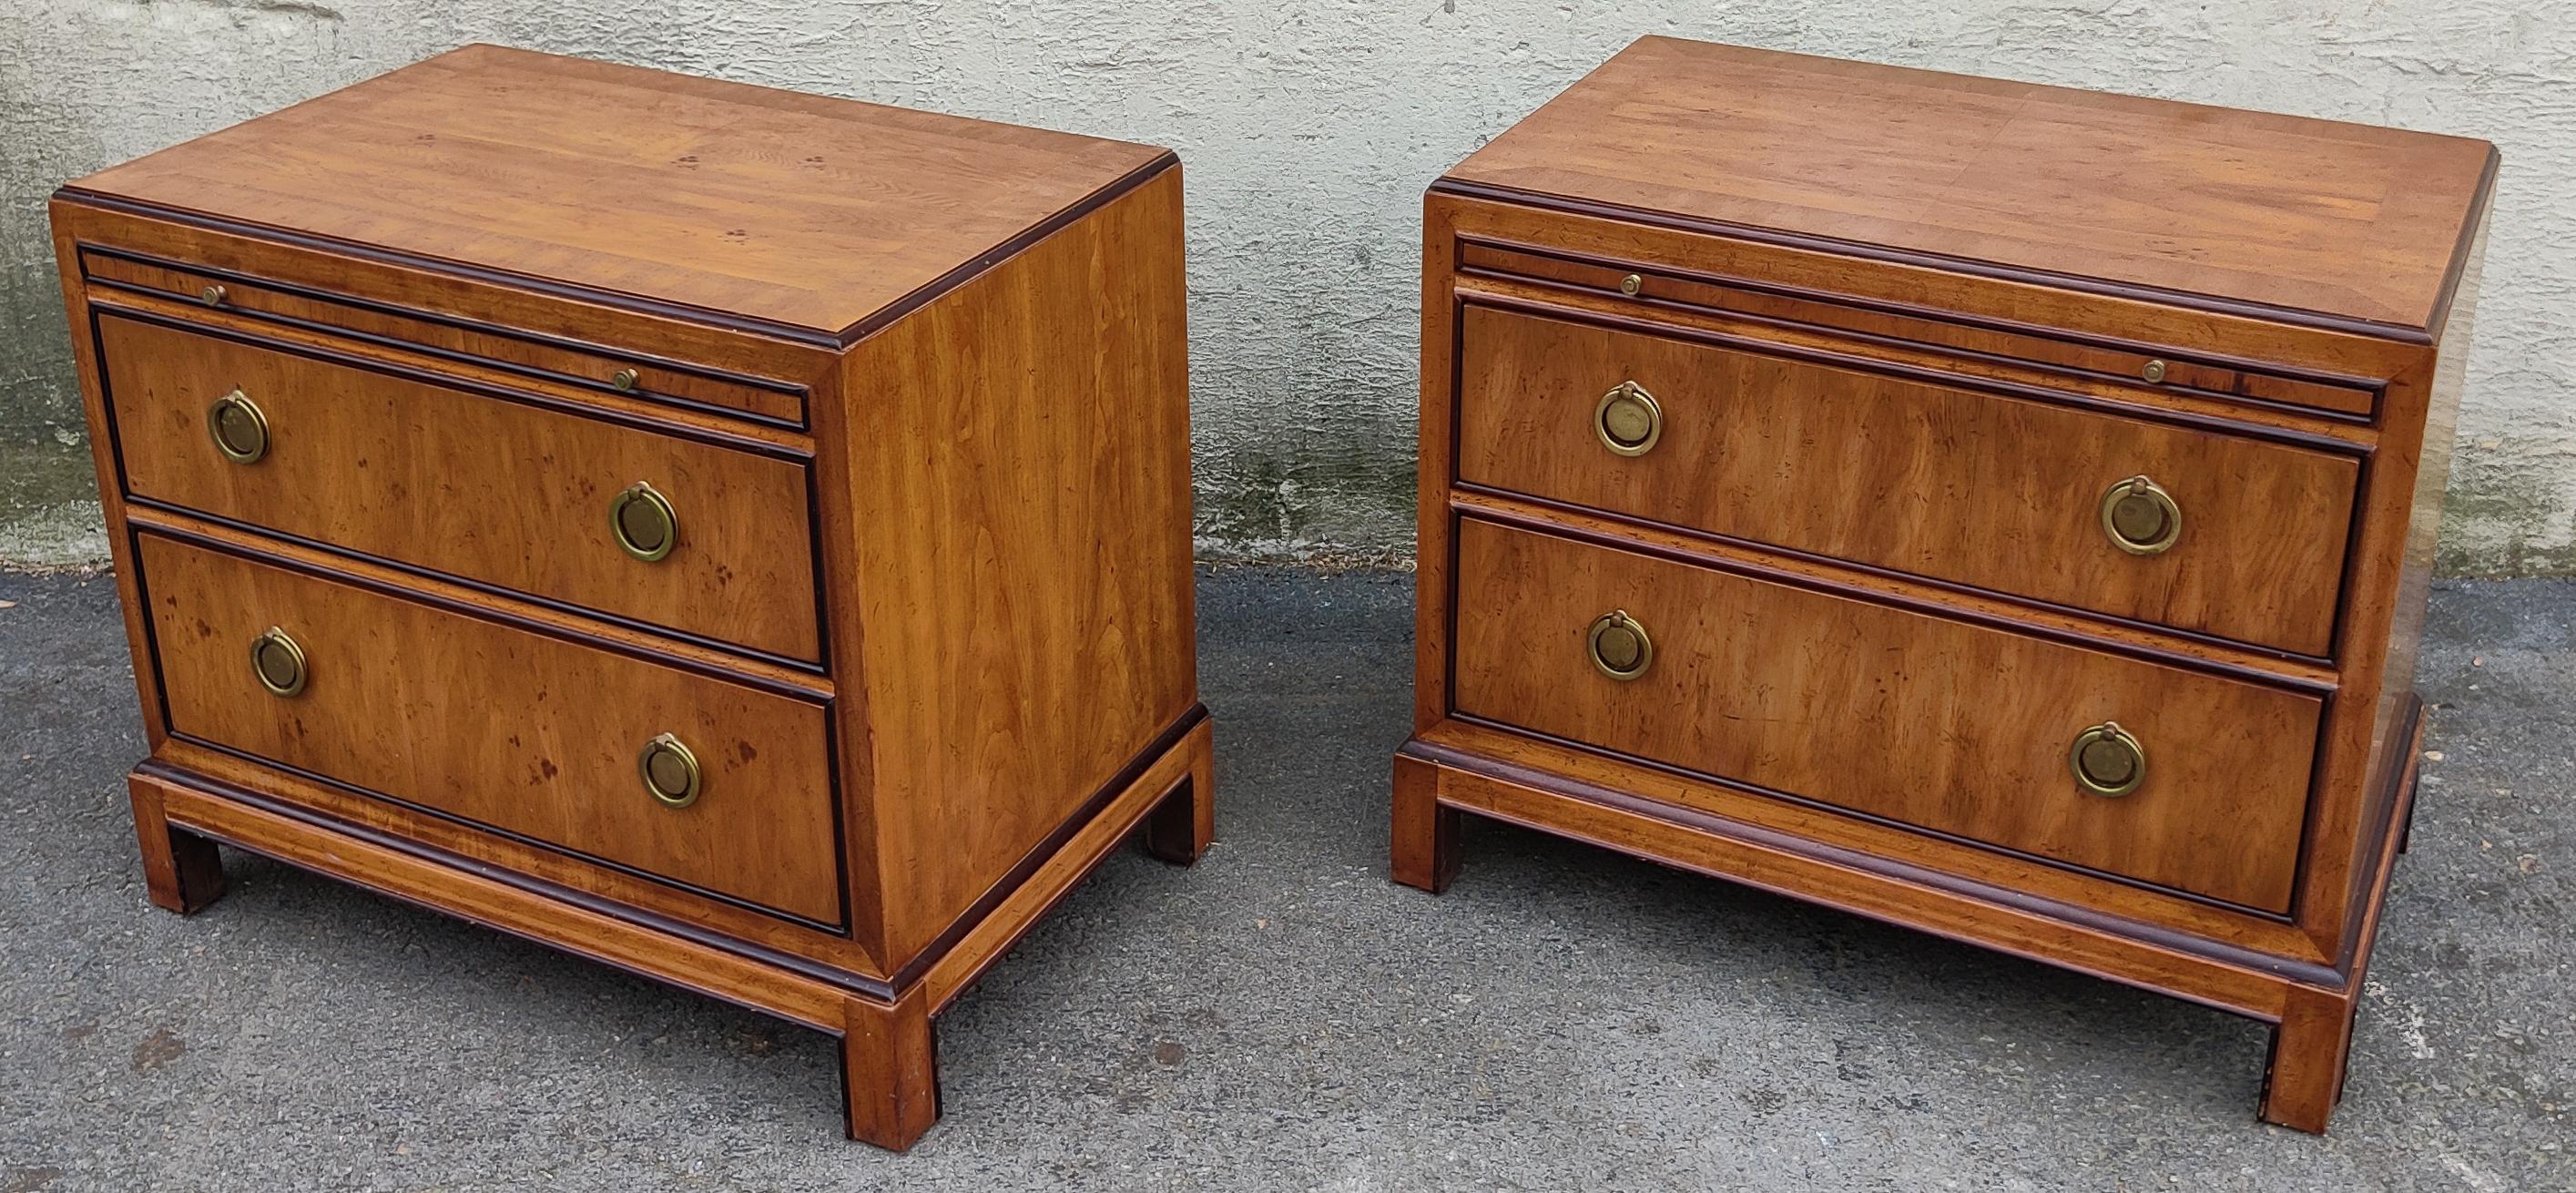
xmin=5 ymin=1 xmax=2570 ymax=571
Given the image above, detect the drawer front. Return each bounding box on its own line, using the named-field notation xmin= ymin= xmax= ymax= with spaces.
xmin=1457 ymin=305 xmax=2359 ymax=656
xmin=100 ymin=314 xmax=822 ymax=663
xmin=1450 ymin=519 xmax=2321 ymax=913
xmin=138 ymin=534 xmax=842 ymax=925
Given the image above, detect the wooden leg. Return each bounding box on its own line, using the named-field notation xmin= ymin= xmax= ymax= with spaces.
xmin=2260 ymin=984 xmax=2357 ymax=1134
xmin=130 ymin=779 xmax=226 ymax=915
xmin=842 ymin=989 xmax=940 ymax=1150
xmin=1142 ymin=722 xmax=1215 ymax=865
xmin=1391 ymin=752 xmax=1460 ymax=893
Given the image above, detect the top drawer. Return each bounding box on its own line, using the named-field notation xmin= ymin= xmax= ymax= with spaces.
xmin=97 ymin=312 xmax=824 ymax=664
xmin=1456 ymin=305 xmax=2359 ymax=657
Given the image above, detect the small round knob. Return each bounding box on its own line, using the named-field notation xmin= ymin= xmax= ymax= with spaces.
xmin=1585 ymin=609 xmax=1654 ymax=680
xmin=610 ymin=368 xmax=641 ymax=393
xmin=206 ymin=390 xmax=270 ymax=464
xmin=2099 ymin=474 xmax=2182 ymax=556
xmin=2141 ymin=359 xmax=2168 ymax=384
xmin=199 ymin=284 xmax=227 ymax=307
xmin=608 ymin=481 xmax=677 ymax=562
xmin=2070 ymin=721 xmax=2146 ymax=797
xmin=1594 ymin=381 xmax=1664 ymax=457
xmin=249 ymin=627 xmax=309 ymax=697
xmin=637 ymin=732 xmax=703 ymax=808
xmin=1618 ymin=273 xmax=1643 ymax=297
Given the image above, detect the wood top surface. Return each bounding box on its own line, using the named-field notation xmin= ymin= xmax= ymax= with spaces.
xmin=62 ymin=44 xmax=1172 ymax=341
xmin=1443 ymin=36 xmax=2497 ymax=331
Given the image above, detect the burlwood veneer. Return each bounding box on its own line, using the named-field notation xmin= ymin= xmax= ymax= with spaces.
xmin=1401 ymin=36 xmax=2494 ymax=1134
xmin=57 ymin=45 xmax=1212 ymax=1149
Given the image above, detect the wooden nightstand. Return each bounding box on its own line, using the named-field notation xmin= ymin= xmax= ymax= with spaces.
xmin=1395 ymin=36 xmax=2493 ymax=1133
xmin=53 ymin=45 xmax=1210 ymax=1150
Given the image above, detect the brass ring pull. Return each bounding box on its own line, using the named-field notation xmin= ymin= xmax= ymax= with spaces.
xmin=2070 ymin=721 xmax=2146 ymax=797
xmin=249 ymin=627 xmax=309 ymax=697
xmin=1585 ymin=609 xmax=1655 ymax=680
xmin=1594 ymin=382 xmax=1664 ymax=457
xmin=2099 ymin=474 xmax=2182 ymax=556
xmin=207 ymin=390 xmax=270 ymax=464
xmin=638 ymin=732 xmax=703 ymax=808
xmin=608 ymin=481 xmax=678 ymax=562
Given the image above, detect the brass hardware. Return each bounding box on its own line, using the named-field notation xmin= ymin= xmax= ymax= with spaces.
xmin=1585 ymin=609 xmax=1654 ymax=680
xmin=611 ymin=368 xmax=641 ymax=393
xmin=2069 ymin=721 xmax=2146 ymax=797
xmin=1593 ymin=381 xmax=1664 ymax=457
xmin=638 ymin=732 xmax=703 ymax=808
xmin=206 ymin=390 xmax=270 ymax=464
xmin=1618 ymin=273 xmax=1643 ymax=297
xmin=608 ymin=481 xmax=678 ymax=562
xmin=199 ymin=284 xmax=227 ymax=307
xmin=249 ymin=627 xmax=309 ymax=698
xmin=2141 ymin=358 xmax=2168 ymax=383
xmin=2099 ymin=474 xmax=2183 ymax=556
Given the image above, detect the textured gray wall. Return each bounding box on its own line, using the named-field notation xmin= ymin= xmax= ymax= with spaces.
xmin=5 ymin=1 xmax=2570 ymax=570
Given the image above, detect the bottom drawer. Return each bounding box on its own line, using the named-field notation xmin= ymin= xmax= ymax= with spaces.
xmin=137 ymin=534 xmax=842 ymax=925
xmin=1449 ymin=519 xmax=2320 ymax=913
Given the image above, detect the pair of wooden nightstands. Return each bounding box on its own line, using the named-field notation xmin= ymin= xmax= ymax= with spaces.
xmin=56 ymin=36 xmax=2489 ymax=1146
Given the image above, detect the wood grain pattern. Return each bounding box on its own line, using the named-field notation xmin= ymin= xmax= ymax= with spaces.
xmin=100 ymin=313 xmax=823 ymax=662
xmin=1406 ymin=40 xmax=2490 ymax=1134
xmin=138 ymin=533 xmax=842 ymax=924
xmin=58 ymin=46 xmax=1204 ymax=1147
xmin=1457 ymin=303 xmax=2361 ymax=655
xmin=142 ymin=768 xmax=855 ymax=1033
xmin=54 ymin=195 xmax=842 ymax=387
xmin=1458 ymin=240 xmax=2380 ymax=418
xmin=85 ymin=249 xmax=805 ymax=425
xmin=1449 ymin=36 xmax=2495 ymax=329
xmin=62 ymin=44 xmax=1169 ymax=338
xmin=837 ymin=168 xmax=1199 ymax=967
xmin=842 ymin=991 xmax=939 ymax=1150
xmin=1451 ymin=518 xmax=2321 ymax=912
xmin=1407 ymin=739 xmax=2307 ymax=1019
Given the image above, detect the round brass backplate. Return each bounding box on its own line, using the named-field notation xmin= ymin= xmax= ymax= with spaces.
xmin=249 ymin=627 xmax=308 ymax=698
xmin=2141 ymin=358 xmax=2168 ymax=383
xmin=1594 ymin=382 xmax=1664 ymax=457
xmin=2099 ymin=475 xmax=2183 ymax=556
xmin=638 ymin=732 xmax=703 ymax=808
xmin=206 ymin=390 xmax=270 ymax=464
xmin=199 ymin=284 xmax=227 ymax=308
xmin=1618 ymin=273 xmax=1643 ymax=297
xmin=2069 ymin=721 xmax=2146 ymax=797
xmin=611 ymin=367 xmax=641 ymax=393
xmin=1585 ymin=609 xmax=1654 ymax=681
xmin=608 ymin=481 xmax=677 ymax=562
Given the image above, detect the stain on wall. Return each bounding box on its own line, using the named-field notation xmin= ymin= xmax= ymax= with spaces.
xmin=5 ymin=0 xmax=2569 ymax=571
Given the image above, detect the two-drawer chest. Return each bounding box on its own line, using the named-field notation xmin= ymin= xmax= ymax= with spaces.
xmin=1395 ymin=36 xmax=2493 ymax=1132
xmin=54 ymin=45 xmax=1211 ymax=1149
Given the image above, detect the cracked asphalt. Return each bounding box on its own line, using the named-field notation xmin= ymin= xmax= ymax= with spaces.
xmin=1 ymin=566 xmax=2568 ymax=1190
